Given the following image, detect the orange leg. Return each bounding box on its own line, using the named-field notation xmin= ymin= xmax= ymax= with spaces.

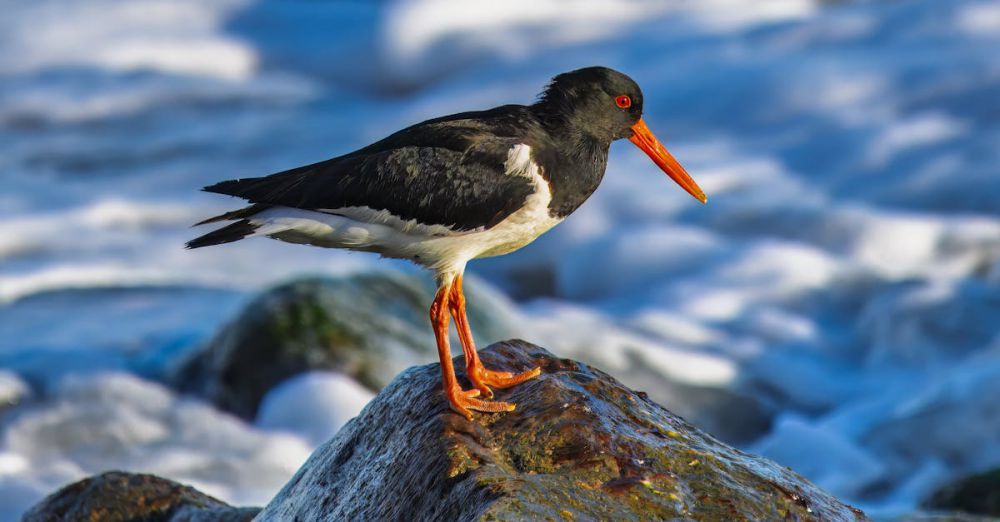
xmin=431 ymin=280 xmax=514 ymax=420
xmin=448 ymin=274 xmax=540 ymax=400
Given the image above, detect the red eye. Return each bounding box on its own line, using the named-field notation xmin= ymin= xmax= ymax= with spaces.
xmin=615 ymin=95 xmax=631 ymax=109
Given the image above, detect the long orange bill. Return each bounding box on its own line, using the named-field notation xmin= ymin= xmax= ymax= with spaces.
xmin=629 ymin=118 xmax=707 ymax=203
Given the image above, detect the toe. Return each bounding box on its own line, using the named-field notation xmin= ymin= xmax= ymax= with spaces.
xmin=475 ymin=384 xmax=494 ymax=399
xmin=483 ymin=366 xmax=541 ymax=389
xmin=446 ymin=385 xmax=513 ymax=419
xmin=465 ymin=396 xmax=515 ymax=413
xmin=448 ymin=402 xmax=474 ymax=420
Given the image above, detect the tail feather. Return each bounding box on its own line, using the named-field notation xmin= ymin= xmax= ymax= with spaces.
xmin=194 ymin=203 xmax=270 ymax=226
xmin=186 ymin=220 xmax=259 ymax=249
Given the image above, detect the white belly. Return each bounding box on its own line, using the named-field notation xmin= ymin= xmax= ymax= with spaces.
xmin=249 ymin=144 xmax=562 ymax=276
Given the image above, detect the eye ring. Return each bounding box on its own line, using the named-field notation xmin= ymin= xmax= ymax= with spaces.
xmin=615 ymin=95 xmax=632 ymax=109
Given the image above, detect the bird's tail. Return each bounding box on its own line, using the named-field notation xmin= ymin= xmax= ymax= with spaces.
xmin=185 ymin=220 xmax=259 ymax=249
xmin=186 ymin=203 xmax=271 ymax=249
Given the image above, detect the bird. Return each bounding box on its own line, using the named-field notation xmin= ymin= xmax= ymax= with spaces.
xmin=187 ymin=66 xmax=706 ymax=420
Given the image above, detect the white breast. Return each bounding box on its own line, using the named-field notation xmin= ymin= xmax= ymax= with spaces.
xmin=462 ymin=144 xmax=562 ymax=258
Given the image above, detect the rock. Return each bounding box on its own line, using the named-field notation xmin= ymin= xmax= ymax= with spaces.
xmin=22 ymin=471 xmax=259 ymax=522
xmin=924 ymin=468 xmax=1000 ymax=517
xmin=257 ymin=340 xmax=868 ymax=521
xmin=173 ymin=272 xmax=521 ymax=419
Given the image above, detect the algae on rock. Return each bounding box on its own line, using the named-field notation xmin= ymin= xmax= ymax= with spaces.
xmin=257 ymin=340 xmax=868 ymax=522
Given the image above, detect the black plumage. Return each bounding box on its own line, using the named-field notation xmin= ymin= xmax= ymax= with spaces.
xmin=191 ymin=67 xmax=649 ymax=244
xmin=185 ymin=219 xmax=258 ymax=249
xmin=201 ymin=106 xmax=539 ymax=233
xmin=190 ymin=64 xmax=710 ymax=258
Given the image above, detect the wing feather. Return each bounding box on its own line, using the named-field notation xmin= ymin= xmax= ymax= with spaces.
xmin=204 ymin=108 xmax=540 ymax=232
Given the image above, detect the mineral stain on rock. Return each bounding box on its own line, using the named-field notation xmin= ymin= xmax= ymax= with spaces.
xmin=257 ymin=340 xmax=869 ymax=521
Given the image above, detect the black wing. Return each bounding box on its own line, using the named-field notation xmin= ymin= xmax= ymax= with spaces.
xmin=203 ymin=106 xmax=539 ymax=232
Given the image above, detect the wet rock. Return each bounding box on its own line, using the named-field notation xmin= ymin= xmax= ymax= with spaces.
xmin=173 ymin=272 xmax=520 ymax=419
xmin=257 ymin=340 xmax=868 ymax=521
xmin=22 ymin=471 xmax=259 ymax=522
xmin=924 ymin=467 xmax=1000 ymax=517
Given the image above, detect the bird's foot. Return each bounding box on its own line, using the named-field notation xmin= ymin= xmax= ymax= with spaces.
xmin=467 ymin=364 xmax=542 ymax=399
xmin=446 ymin=385 xmax=515 ymax=421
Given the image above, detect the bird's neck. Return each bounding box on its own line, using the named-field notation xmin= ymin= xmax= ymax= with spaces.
xmin=532 ymin=125 xmax=610 ymax=219
xmin=530 ymin=100 xmax=612 ymax=162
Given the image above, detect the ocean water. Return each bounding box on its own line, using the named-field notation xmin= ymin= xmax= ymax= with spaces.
xmin=1 ymin=0 xmax=999 ymax=518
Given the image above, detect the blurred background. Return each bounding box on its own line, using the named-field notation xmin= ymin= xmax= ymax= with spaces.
xmin=1 ymin=0 xmax=999 ymax=519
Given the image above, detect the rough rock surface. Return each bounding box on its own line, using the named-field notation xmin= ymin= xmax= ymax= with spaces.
xmin=924 ymin=467 xmax=1000 ymax=517
xmin=173 ymin=272 xmax=519 ymax=419
xmin=258 ymin=340 xmax=868 ymax=521
xmin=21 ymin=471 xmax=259 ymax=521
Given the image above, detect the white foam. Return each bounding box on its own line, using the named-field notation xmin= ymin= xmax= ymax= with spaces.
xmin=1 ymin=0 xmax=256 ymax=79
xmin=0 ymin=373 xmax=312 ymax=515
xmin=256 ymin=372 xmax=375 ymax=446
xmin=0 ymin=372 xmax=30 ymax=408
xmin=955 ymin=2 xmax=1000 ymax=36
xmin=867 ymin=113 xmax=967 ymax=165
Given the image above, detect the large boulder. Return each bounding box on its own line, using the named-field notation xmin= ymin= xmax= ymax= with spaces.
xmin=21 ymin=471 xmax=259 ymax=522
xmin=173 ymin=272 xmax=520 ymax=419
xmin=257 ymin=340 xmax=868 ymax=521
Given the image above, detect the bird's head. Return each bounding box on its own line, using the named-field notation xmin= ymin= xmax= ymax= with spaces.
xmin=535 ymin=66 xmax=707 ymax=204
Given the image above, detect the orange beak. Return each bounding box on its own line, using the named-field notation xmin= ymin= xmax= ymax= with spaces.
xmin=629 ymin=118 xmax=707 ymax=203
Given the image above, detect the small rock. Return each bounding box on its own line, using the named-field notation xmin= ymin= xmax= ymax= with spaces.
xmin=21 ymin=471 xmax=259 ymax=522
xmin=924 ymin=467 xmax=1000 ymax=517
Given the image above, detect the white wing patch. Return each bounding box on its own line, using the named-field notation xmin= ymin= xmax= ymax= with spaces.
xmin=466 ymin=144 xmax=562 ymax=259
xmin=505 ymin=142 xmax=535 ymax=178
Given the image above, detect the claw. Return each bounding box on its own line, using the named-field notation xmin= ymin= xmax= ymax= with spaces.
xmin=468 ymin=365 xmax=541 ymax=399
xmin=446 ymin=385 xmax=515 ymax=420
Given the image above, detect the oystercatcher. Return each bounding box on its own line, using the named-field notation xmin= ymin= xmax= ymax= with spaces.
xmin=188 ymin=66 xmax=706 ymax=419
